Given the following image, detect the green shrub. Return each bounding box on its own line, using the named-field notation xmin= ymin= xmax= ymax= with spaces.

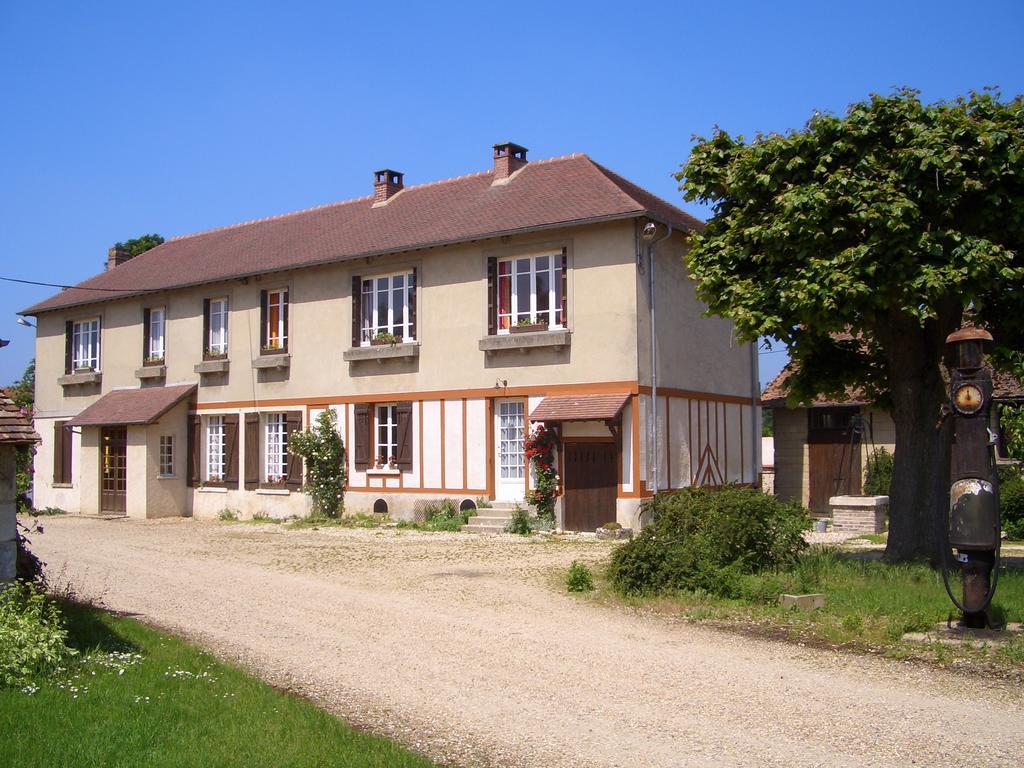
xmin=421 ymin=499 xmax=470 ymax=532
xmin=217 ymin=508 xmax=239 ymax=522
xmin=0 ymin=582 xmax=77 ymax=688
xmin=863 ymin=448 xmax=894 ymax=496
xmin=608 ymin=485 xmax=811 ymax=597
xmin=289 ymin=409 xmax=347 ymax=518
xmin=601 ymin=521 xmax=622 ymax=530
xmin=505 ymin=505 xmax=532 ymax=536
xmin=1001 ymin=475 xmax=1024 ymax=540
xmin=565 ymin=561 xmax=594 ymax=592
xmin=475 ymin=497 xmax=493 ymax=509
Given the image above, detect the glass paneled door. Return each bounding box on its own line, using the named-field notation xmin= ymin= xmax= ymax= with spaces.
xmin=100 ymin=427 xmax=127 ymax=515
xmin=495 ymin=400 xmax=525 ymax=501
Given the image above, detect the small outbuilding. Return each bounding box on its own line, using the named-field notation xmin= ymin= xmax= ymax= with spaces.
xmin=1 ymin=389 xmax=40 ymax=585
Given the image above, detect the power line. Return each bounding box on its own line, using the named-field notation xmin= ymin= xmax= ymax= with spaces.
xmin=1 ymin=276 xmax=153 ymax=293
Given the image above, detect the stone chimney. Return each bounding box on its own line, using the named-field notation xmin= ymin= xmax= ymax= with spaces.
xmin=492 ymin=142 xmax=528 ymax=182
xmin=373 ymin=169 xmax=404 ymax=204
xmin=106 ymin=244 xmax=133 ymax=271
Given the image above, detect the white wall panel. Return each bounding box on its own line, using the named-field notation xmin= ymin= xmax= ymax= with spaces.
xmin=422 ymin=401 xmax=441 ymax=488
xmin=443 ymin=399 xmax=464 ymax=489
xmin=465 ymin=399 xmax=486 ymax=491
xmin=347 ymin=403 xmax=366 ymax=487
xmin=669 ymin=398 xmax=691 ymax=489
xmin=621 ymin=402 xmax=633 ymax=492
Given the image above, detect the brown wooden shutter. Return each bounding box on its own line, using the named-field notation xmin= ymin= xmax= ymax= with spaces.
xmin=244 ymin=413 xmax=260 ymax=489
xmin=64 ymin=320 xmax=73 ymax=373
xmin=395 ymin=401 xmax=413 ymax=469
xmin=202 ymin=299 xmax=211 ymax=357
xmin=285 ymin=411 xmax=303 ymax=489
xmin=353 ymin=403 xmax=371 ymax=469
xmin=351 ymin=276 xmax=361 ymax=347
xmin=560 ymin=248 xmax=568 ymax=328
xmin=408 ymin=269 xmax=417 ymax=341
xmin=259 ymin=290 xmax=268 ymax=349
xmin=187 ymin=415 xmax=201 ymax=487
xmin=486 ymin=257 xmax=497 ymax=336
xmin=142 ymin=308 xmax=151 ymax=361
xmin=53 ymin=420 xmax=71 ymax=484
xmin=282 ymin=290 xmax=289 ymax=351
xmin=223 ymin=414 xmax=239 ymax=488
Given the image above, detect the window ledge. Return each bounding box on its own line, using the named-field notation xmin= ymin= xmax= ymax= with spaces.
xmin=51 ymin=483 xmax=73 ymax=489
xmin=256 ymin=487 xmax=290 ymax=496
xmin=252 ymin=354 xmax=291 ymax=370
xmin=197 ymin=486 xmax=228 ymax=494
xmin=135 ymin=365 xmax=166 ymax=380
xmin=478 ymin=329 xmax=571 ymax=352
xmin=157 ymin=474 xmax=176 ymax=480
xmin=343 ymin=342 xmax=420 ymax=363
xmin=58 ymin=371 xmax=102 ymax=386
xmin=366 ymin=468 xmax=402 ymax=476
xmin=194 ymin=359 xmax=230 ymax=375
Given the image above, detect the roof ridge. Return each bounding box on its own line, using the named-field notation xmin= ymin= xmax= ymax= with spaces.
xmin=165 ymin=153 xmax=588 ymax=244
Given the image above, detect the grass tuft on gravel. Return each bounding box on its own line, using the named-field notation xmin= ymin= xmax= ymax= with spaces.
xmin=0 ymin=600 xmax=439 ymax=768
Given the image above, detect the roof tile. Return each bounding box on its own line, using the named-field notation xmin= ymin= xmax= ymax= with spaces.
xmin=67 ymin=385 xmax=196 ymax=427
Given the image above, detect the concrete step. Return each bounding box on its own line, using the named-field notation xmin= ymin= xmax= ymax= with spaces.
xmin=465 ymin=514 xmax=513 ymax=527
xmin=461 ymin=523 xmax=510 ymax=534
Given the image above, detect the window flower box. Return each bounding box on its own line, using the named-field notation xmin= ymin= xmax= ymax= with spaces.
xmin=260 ymin=343 xmax=287 ymax=355
xmin=370 ymin=332 xmax=400 ymax=346
xmin=143 ymin=356 xmax=165 ymax=367
xmin=510 ymin=322 xmax=547 ymax=334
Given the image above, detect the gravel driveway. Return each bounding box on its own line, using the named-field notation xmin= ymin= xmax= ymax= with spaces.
xmin=33 ymin=516 xmax=1024 ymax=768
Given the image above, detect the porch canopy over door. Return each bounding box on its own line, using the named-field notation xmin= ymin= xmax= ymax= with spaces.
xmin=529 ymin=393 xmax=629 ymax=532
xmin=67 ymin=384 xmax=197 ymax=429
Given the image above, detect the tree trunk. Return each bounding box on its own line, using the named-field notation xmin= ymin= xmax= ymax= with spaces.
xmin=881 ymin=315 xmax=955 ymax=563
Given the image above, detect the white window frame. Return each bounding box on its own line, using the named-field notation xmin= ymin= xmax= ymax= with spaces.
xmin=265 ymin=413 xmax=288 ymax=484
xmin=206 ymin=416 xmax=225 ymax=482
xmin=72 ymin=317 xmax=101 ymax=371
xmin=496 ymin=252 xmax=563 ymax=333
xmin=375 ymin=404 xmax=398 ymax=466
xmin=158 ymin=435 xmax=174 ymax=477
xmin=498 ymin=402 xmax=525 ymax=480
xmin=148 ymin=307 xmax=166 ymax=361
xmin=361 ymin=272 xmax=414 ymax=345
xmin=265 ymin=289 xmax=287 ymax=351
xmin=208 ymin=297 xmax=229 ymax=356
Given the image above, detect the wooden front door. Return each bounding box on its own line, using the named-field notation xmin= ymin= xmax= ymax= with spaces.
xmin=101 ymin=427 xmax=127 ymax=515
xmin=563 ymin=441 xmax=617 ymax=532
xmin=808 ymin=442 xmax=862 ymax=513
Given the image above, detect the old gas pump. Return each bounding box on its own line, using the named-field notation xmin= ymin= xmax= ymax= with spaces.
xmin=941 ymin=323 xmax=1001 ymax=629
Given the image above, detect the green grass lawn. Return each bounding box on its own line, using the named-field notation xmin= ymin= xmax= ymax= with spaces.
xmin=0 ymin=600 xmax=439 ymax=768
xmin=597 ymin=548 xmax=1024 ymax=671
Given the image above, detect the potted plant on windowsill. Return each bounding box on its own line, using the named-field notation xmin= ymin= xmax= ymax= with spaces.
xmin=264 ymin=474 xmax=286 ymax=487
xmin=510 ymin=318 xmax=546 ymax=334
xmin=203 ymin=347 xmax=228 ymax=361
xmin=143 ymin=355 xmax=165 ymax=367
xmin=73 ymin=365 xmax=96 ymax=374
xmin=260 ymin=342 xmax=287 ymax=355
xmin=370 ymin=332 xmax=400 ymax=346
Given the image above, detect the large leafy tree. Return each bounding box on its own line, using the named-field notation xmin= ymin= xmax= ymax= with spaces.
xmin=115 ymin=233 xmax=164 ymax=257
xmin=678 ymin=89 xmax=1024 ymax=561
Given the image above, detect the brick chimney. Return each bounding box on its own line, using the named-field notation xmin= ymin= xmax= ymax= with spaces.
xmin=373 ymin=169 xmax=404 ymax=204
xmin=492 ymin=142 xmax=528 ymax=182
xmin=106 ymin=244 xmax=133 ymax=271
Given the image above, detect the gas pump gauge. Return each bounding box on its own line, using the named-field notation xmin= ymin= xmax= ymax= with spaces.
xmin=953 ymin=383 xmax=984 ymax=415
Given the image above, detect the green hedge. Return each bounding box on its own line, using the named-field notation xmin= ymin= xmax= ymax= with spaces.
xmin=608 ymin=486 xmax=811 ymax=597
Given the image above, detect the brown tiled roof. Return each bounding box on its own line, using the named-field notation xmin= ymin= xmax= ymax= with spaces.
xmin=0 ymin=389 xmax=40 ymax=444
xmin=23 ymin=154 xmax=703 ymax=315
xmin=761 ymin=363 xmax=1024 ymax=408
xmin=530 ymin=393 xmax=631 ymax=422
xmin=67 ymin=384 xmax=196 ymax=427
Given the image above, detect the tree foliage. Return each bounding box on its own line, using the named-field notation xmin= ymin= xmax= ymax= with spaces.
xmin=677 ymin=89 xmax=1024 ymax=560
xmin=288 ymin=409 xmax=346 ymax=518
xmin=115 ymin=234 xmax=165 ymax=257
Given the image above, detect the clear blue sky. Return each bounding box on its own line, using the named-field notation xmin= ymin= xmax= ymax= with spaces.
xmin=2 ymin=1 xmax=1022 ymax=387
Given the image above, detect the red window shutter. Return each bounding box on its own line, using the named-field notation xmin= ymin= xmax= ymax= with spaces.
xmin=396 ymin=401 xmax=413 ymax=469
xmin=64 ymin=321 xmax=73 ymax=374
xmin=560 ymin=248 xmax=568 ymax=328
xmin=202 ymin=299 xmax=211 ymax=357
xmin=187 ymin=415 xmax=201 ymax=487
xmin=223 ymin=414 xmax=239 ymax=488
xmin=353 ymin=403 xmax=371 ymax=469
xmin=259 ymin=290 xmax=268 ymax=350
xmin=244 ymin=413 xmax=260 ymax=490
xmin=142 ymin=308 xmax=151 ymax=362
xmin=408 ymin=269 xmax=417 ymax=341
xmin=351 ymin=276 xmax=361 ymax=347
xmin=285 ymin=411 xmax=303 ymax=489
xmin=487 ymin=257 xmax=497 ymax=336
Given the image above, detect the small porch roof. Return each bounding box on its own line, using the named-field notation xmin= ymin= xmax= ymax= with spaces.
xmin=529 ymin=393 xmax=630 ymax=423
xmin=67 ymin=384 xmax=197 ymax=428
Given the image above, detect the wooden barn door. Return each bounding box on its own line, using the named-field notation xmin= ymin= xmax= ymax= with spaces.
xmin=808 ymin=408 xmax=862 ymax=514
xmin=563 ymin=441 xmax=617 ymax=532
xmin=100 ymin=427 xmax=128 ymax=515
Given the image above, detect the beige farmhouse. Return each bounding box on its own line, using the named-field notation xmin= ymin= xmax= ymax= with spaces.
xmin=23 ymin=143 xmax=760 ymax=530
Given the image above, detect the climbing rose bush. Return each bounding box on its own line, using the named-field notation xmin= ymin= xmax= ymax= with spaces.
xmin=525 ymin=423 xmax=557 ymax=521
